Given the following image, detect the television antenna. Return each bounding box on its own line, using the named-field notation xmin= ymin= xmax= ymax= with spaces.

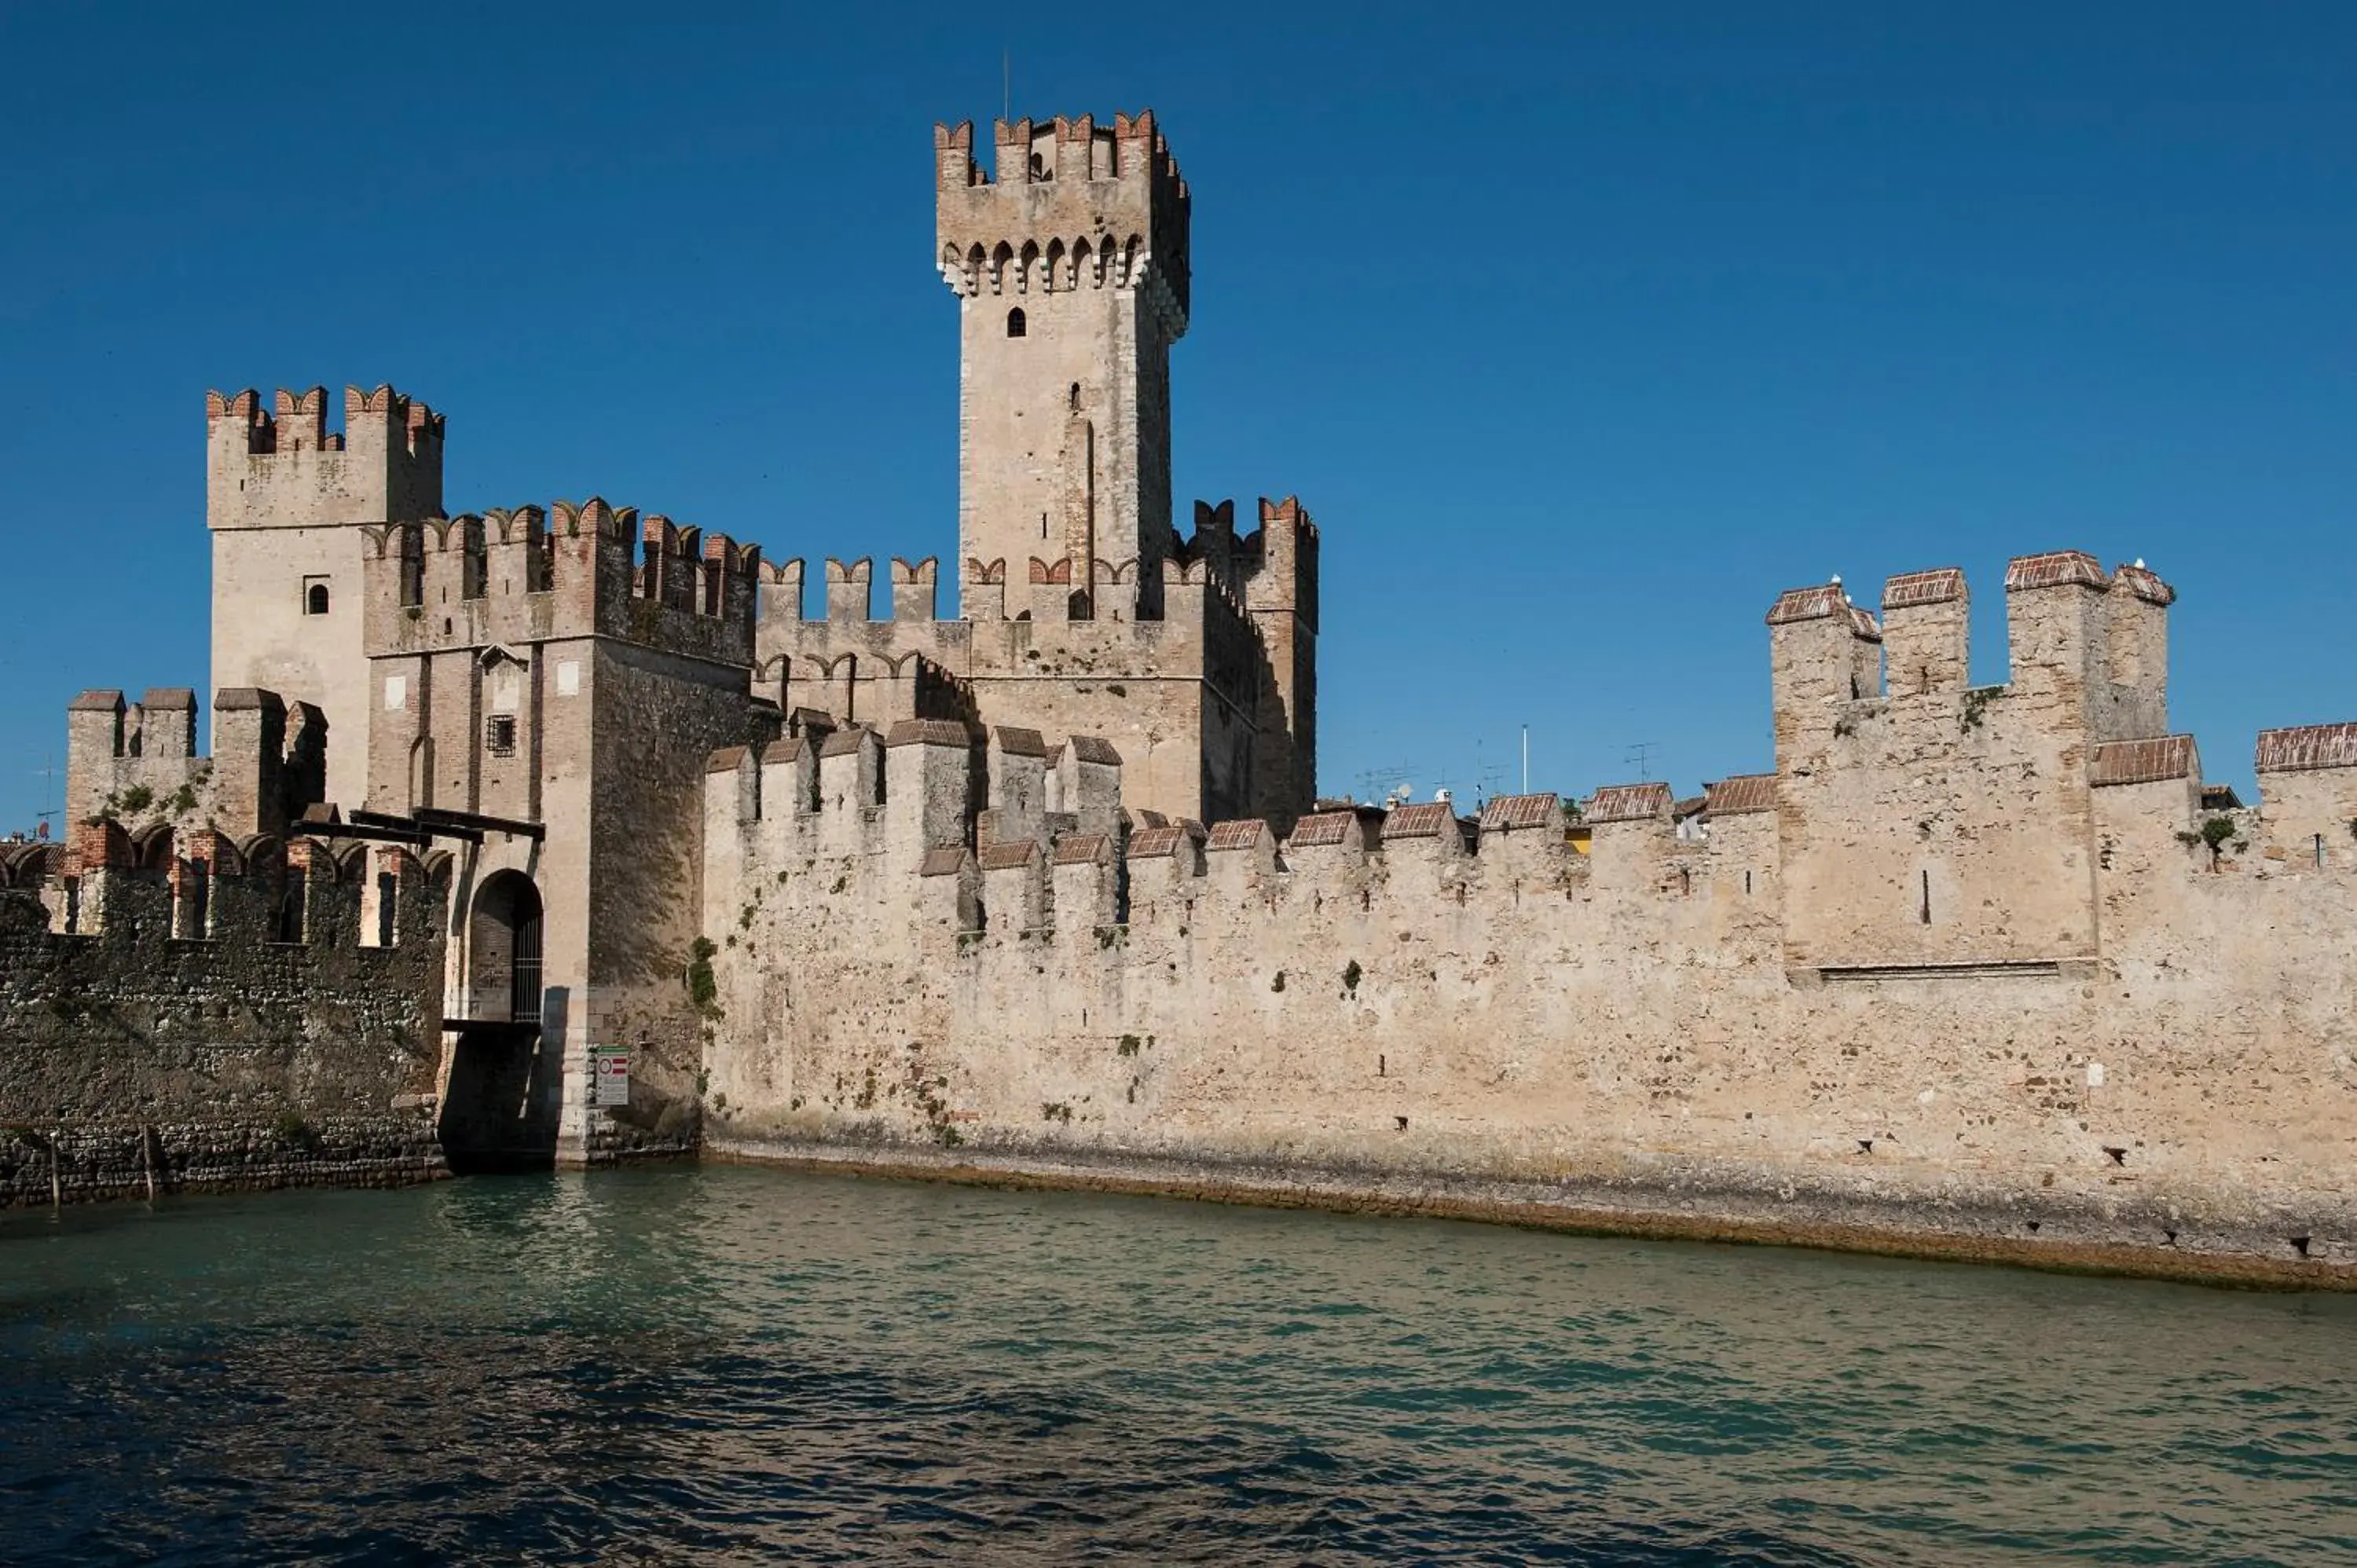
xmin=1623 ymin=741 xmax=1659 ymax=782
xmin=32 ymin=754 xmax=60 ymax=839
xmin=1354 ymin=764 xmax=1415 ymax=809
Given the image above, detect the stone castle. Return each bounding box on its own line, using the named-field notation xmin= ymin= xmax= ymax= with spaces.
xmin=6 ymin=111 xmax=2355 ymax=1286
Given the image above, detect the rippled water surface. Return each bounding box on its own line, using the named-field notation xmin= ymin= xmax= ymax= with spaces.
xmin=2 ymin=1168 xmax=2354 ymax=1565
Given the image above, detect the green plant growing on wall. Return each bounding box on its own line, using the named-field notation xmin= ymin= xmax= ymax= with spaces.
xmin=1959 ymin=686 xmax=1998 ymax=734
xmin=687 ymin=937 xmax=721 ymax=1018
xmin=2177 ymin=815 xmax=2242 ymax=870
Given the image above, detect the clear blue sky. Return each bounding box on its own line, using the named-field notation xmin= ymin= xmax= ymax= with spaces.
xmin=3 ymin=3 xmax=2352 ymax=829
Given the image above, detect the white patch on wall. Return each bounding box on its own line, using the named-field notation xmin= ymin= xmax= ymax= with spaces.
xmin=491 ymin=669 xmax=521 ymax=715
xmin=384 ymin=676 xmax=407 ymax=711
xmin=557 ymin=660 xmax=581 ymax=697
xmin=2087 ymin=1062 xmax=2106 ymax=1088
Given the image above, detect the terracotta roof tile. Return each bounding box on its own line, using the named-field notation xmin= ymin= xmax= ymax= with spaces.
xmin=1765 ymin=584 xmax=1844 ymax=625
xmin=758 ymin=737 xmax=808 ymax=765
xmin=1066 ymin=735 xmax=1122 ymax=765
xmin=1286 ymin=811 xmax=1354 ymax=847
xmin=817 ymin=728 xmax=869 ymax=758
xmin=2112 ymin=563 xmax=2176 ymax=606
xmin=1206 ymin=819 xmax=1270 ymax=852
xmin=2005 ymin=550 xmax=2108 ymax=592
xmin=1703 ymin=774 xmax=1777 ymax=816
xmin=2090 ymin=735 xmax=2195 ymax=787
xmin=2256 ymin=722 xmax=2357 ymax=775
xmin=705 ymin=746 xmax=750 ymax=774
xmin=1477 ymin=793 xmax=1563 ymax=831
xmin=991 ymin=727 xmax=1048 ymax=757
xmin=883 ymin=718 xmax=978 ymax=747
xmin=918 ymin=847 xmax=969 ymax=877
xmin=1585 ymin=782 xmax=1673 ymax=823
xmin=1381 ymin=802 xmax=1457 ymax=840
xmin=1882 ymin=567 xmax=1965 ymax=610
xmin=1127 ymin=823 xmax=1201 ymax=859
xmin=1765 ymin=584 xmax=1879 ymax=639
xmin=1052 ymin=832 xmax=1111 ymax=865
xmin=977 ymin=840 xmax=1039 ymax=871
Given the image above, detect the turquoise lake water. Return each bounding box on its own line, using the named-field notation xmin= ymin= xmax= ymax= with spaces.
xmin=2 ymin=1165 xmax=2352 ymax=1565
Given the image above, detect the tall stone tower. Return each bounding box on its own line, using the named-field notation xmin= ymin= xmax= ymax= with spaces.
xmin=206 ymin=384 xmax=444 ymax=808
xmin=936 ymin=113 xmax=1190 ymax=618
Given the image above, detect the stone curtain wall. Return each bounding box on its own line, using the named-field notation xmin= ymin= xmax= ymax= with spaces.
xmin=0 ymin=833 xmax=449 ymax=1207
xmin=700 ymin=701 xmax=2357 ymax=1285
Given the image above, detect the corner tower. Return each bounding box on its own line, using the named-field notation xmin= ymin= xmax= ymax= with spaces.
xmin=937 ymin=113 xmax=1190 ymax=618
xmin=207 ymin=384 xmax=445 ymax=809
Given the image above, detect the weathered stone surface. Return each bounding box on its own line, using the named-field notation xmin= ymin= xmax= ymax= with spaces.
xmin=698 ymin=554 xmax=2357 ymax=1287
xmin=0 ymin=852 xmax=449 ymax=1208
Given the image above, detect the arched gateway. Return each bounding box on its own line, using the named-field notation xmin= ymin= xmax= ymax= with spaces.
xmin=467 ymin=870 xmax=544 ymax=1024
xmin=440 ymin=870 xmax=558 ymax=1171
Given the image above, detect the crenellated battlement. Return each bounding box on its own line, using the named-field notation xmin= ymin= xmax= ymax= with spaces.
xmin=712 ymin=544 xmax=2357 ymax=1008
xmin=64 ymin=683 xmax=325 ymax=840
xmin=935 ymin=111 xmax=1189 ymax=322
xmin=1769 ymin=552 xmax=2177 ymax=741
xmin=206 ymin=383 xmax=444 ymax=531
xmin=17 ymin=811 xmax=444 ymax=951
xmin=358 ymin=496 xmax=758 ymax=666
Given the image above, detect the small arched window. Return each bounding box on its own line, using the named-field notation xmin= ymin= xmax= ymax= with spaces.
xmin=304 ymin=581 xmax=331 ymax=616
xmin=1006 ymin=307 xmax=1026 ymax=339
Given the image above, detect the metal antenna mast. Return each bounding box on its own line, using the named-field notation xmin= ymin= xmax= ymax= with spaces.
xmin=1623 ymin=742 xmax=1659 ymax=782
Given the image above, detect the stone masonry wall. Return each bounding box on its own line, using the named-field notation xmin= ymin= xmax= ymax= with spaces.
xmin=700 ymin=558 xmax=2357 ymax=1288
xmin=0 ymin=833 xmax=449 ymax=1208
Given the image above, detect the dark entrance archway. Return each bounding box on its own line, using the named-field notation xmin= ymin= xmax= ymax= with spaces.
xmin=440 ymin=870 xmax=559 ymax=1173
xmin=468 ymin=870 xmax=543 ymax=1024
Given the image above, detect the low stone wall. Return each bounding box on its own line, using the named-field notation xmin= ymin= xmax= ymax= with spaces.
xmin=0 ymin=859 xmax=451 ymax=1210
xmin=706 ymin=1134 xmax=2357 ymax=1292
xmin=2 ymin=1114 xmax=446 ymax=1207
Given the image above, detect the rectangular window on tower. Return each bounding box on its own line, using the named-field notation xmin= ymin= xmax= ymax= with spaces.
xmin=486 ymin=715 xmax=518 ymax=757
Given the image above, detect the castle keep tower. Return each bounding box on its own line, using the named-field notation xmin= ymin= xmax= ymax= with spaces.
xmin=937 ymin=114 xmax=1190 ymax=617
xmin=207 ymin=384 xmax=445 ymax=808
